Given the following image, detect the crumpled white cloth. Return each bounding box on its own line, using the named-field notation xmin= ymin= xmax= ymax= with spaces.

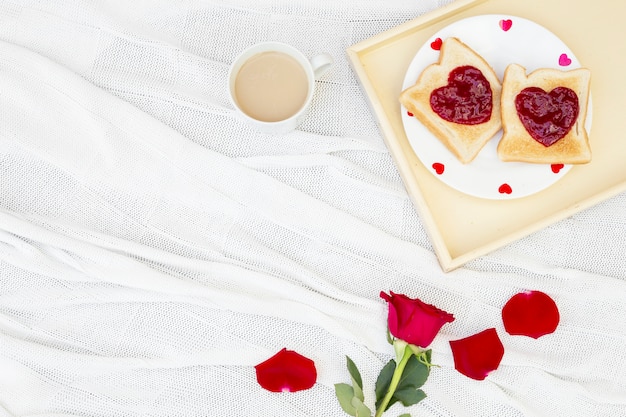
xmin=0 ymin=1 xmax=624 ymax=416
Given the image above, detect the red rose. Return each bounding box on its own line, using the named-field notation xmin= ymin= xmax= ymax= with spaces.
xmin=380 ymin=291 xmax=455 ymax=348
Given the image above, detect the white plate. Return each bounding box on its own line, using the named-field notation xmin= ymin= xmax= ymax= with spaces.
xmin=400 ymin=14 xmax=592 ymax=200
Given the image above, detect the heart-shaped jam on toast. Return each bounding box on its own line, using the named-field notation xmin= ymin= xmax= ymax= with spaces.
xmin=430 ymin=66 xmax=493 ymax=125
xmin=515 ymin=86 xmax=579 ymax=147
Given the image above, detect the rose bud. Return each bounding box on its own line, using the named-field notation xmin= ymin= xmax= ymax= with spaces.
xmin=380 ymin=291 xmax=455 ymax=348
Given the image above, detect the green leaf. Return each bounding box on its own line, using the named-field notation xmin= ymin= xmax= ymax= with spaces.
xmin=346 ymin=356 xmax=364 ymax=401
xmin=346 ymin=356 xmax=363 ymax=388
xmin=425 ymin=349 xmax=432 ymax=364
xmin=386 ymin=327 xmax=394 ymax=345
xmin=377 ymin=355 xmax=428 ymax=411
xmin=398 ymin=414 xmax=412 ymax=417
xmin=335 ymin=383 xmax=357 ymax=416
xmin=377 ymin=355 xmax=430 ymax=412
xmin=397 ymin=355 xmax=429 ymax=390
xmin=350 ymin=396 xmax=372 ymax=417
xmin=393 ymin=387 xmax=427 ymax=407
xmin=374 ymin=359 xmax=396 ymax=410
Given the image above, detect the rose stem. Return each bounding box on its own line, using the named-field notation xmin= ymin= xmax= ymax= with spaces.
xmin=374 ymin=345 xmax=413 ymax=417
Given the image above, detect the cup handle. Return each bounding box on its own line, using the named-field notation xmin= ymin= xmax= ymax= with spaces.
xmin=309 ymin=53 xmax=334 ymax=79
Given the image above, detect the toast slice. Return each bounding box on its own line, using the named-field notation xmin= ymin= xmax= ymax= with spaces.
xmin=497 ymin=63 xmax=591 ymax=164
xmin=400 ymin=37 xmax=502 ymax=164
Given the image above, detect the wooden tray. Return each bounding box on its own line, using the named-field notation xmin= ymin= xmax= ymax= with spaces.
xmin=347 ymin=0 xmax=626 ymax=271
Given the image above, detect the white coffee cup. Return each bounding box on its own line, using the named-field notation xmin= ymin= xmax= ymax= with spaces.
xmin=228 ymin=42 xmax=333 ymax=134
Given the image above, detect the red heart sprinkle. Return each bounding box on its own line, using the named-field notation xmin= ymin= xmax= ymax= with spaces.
xmin=407 ymin=111 xmax=414 ymax=117
xmin=515 ymin=87 xmax=579 ymax=146
xmin=551 ymin=163 xmax=564 ymax=173
xmin=498 ymin=183 xmax=512 ymax=194
xmin=432 ymin=162 xmax=445 ymax=175
xmin=559 ymin=53 xmax=572 ymax=66
xmin=430 ymin=37 xmax=442 ymax=50
xmin=499 ymin=19 xmax=512 ymax=31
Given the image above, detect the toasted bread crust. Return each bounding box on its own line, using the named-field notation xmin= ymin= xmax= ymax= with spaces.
xmin=400 ymin=37 xmax=502 ymax=164
xmin=497 ymin=64 xmax=591 ymax=164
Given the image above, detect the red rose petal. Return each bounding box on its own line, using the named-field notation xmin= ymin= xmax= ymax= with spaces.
xmin=254 ymin=348 xmax=317 ymax=392
xmin=449 ymin=328 xmax=504 ymax=380
xmin=502 ymin=291 xmax=560 ymax=339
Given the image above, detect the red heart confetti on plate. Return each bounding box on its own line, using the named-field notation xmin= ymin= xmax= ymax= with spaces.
xmin=498 ymin=183 xmax=512 ymax=194
xmin=558 ymin=53 xmax=572 ymax=66
xmin=432 ymin=162 xmax=445 ymax=175
xmin=499 ymin=19 xmax=512 ymax=31
xmin=430 ymin=37 xmax=442 ymax=51
xmin=551 ymin=163 xmax=564 ymax=173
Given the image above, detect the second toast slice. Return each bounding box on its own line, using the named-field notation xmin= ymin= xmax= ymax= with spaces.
xmin=497 ymin=64 xmax=591 ymax=164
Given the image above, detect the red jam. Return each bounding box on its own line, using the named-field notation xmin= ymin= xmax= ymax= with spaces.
xmin=515 ymin=86 xmax=579 ymax=147
xmin=430 ymin=66 xmax=493 ymax=125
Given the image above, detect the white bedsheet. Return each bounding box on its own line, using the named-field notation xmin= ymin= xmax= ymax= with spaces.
xmin=0 ymin=1 xmax=624 ymax=416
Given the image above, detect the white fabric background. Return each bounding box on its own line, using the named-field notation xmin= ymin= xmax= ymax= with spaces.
xmin=0 ymin=1 xmax=625 ymax=416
